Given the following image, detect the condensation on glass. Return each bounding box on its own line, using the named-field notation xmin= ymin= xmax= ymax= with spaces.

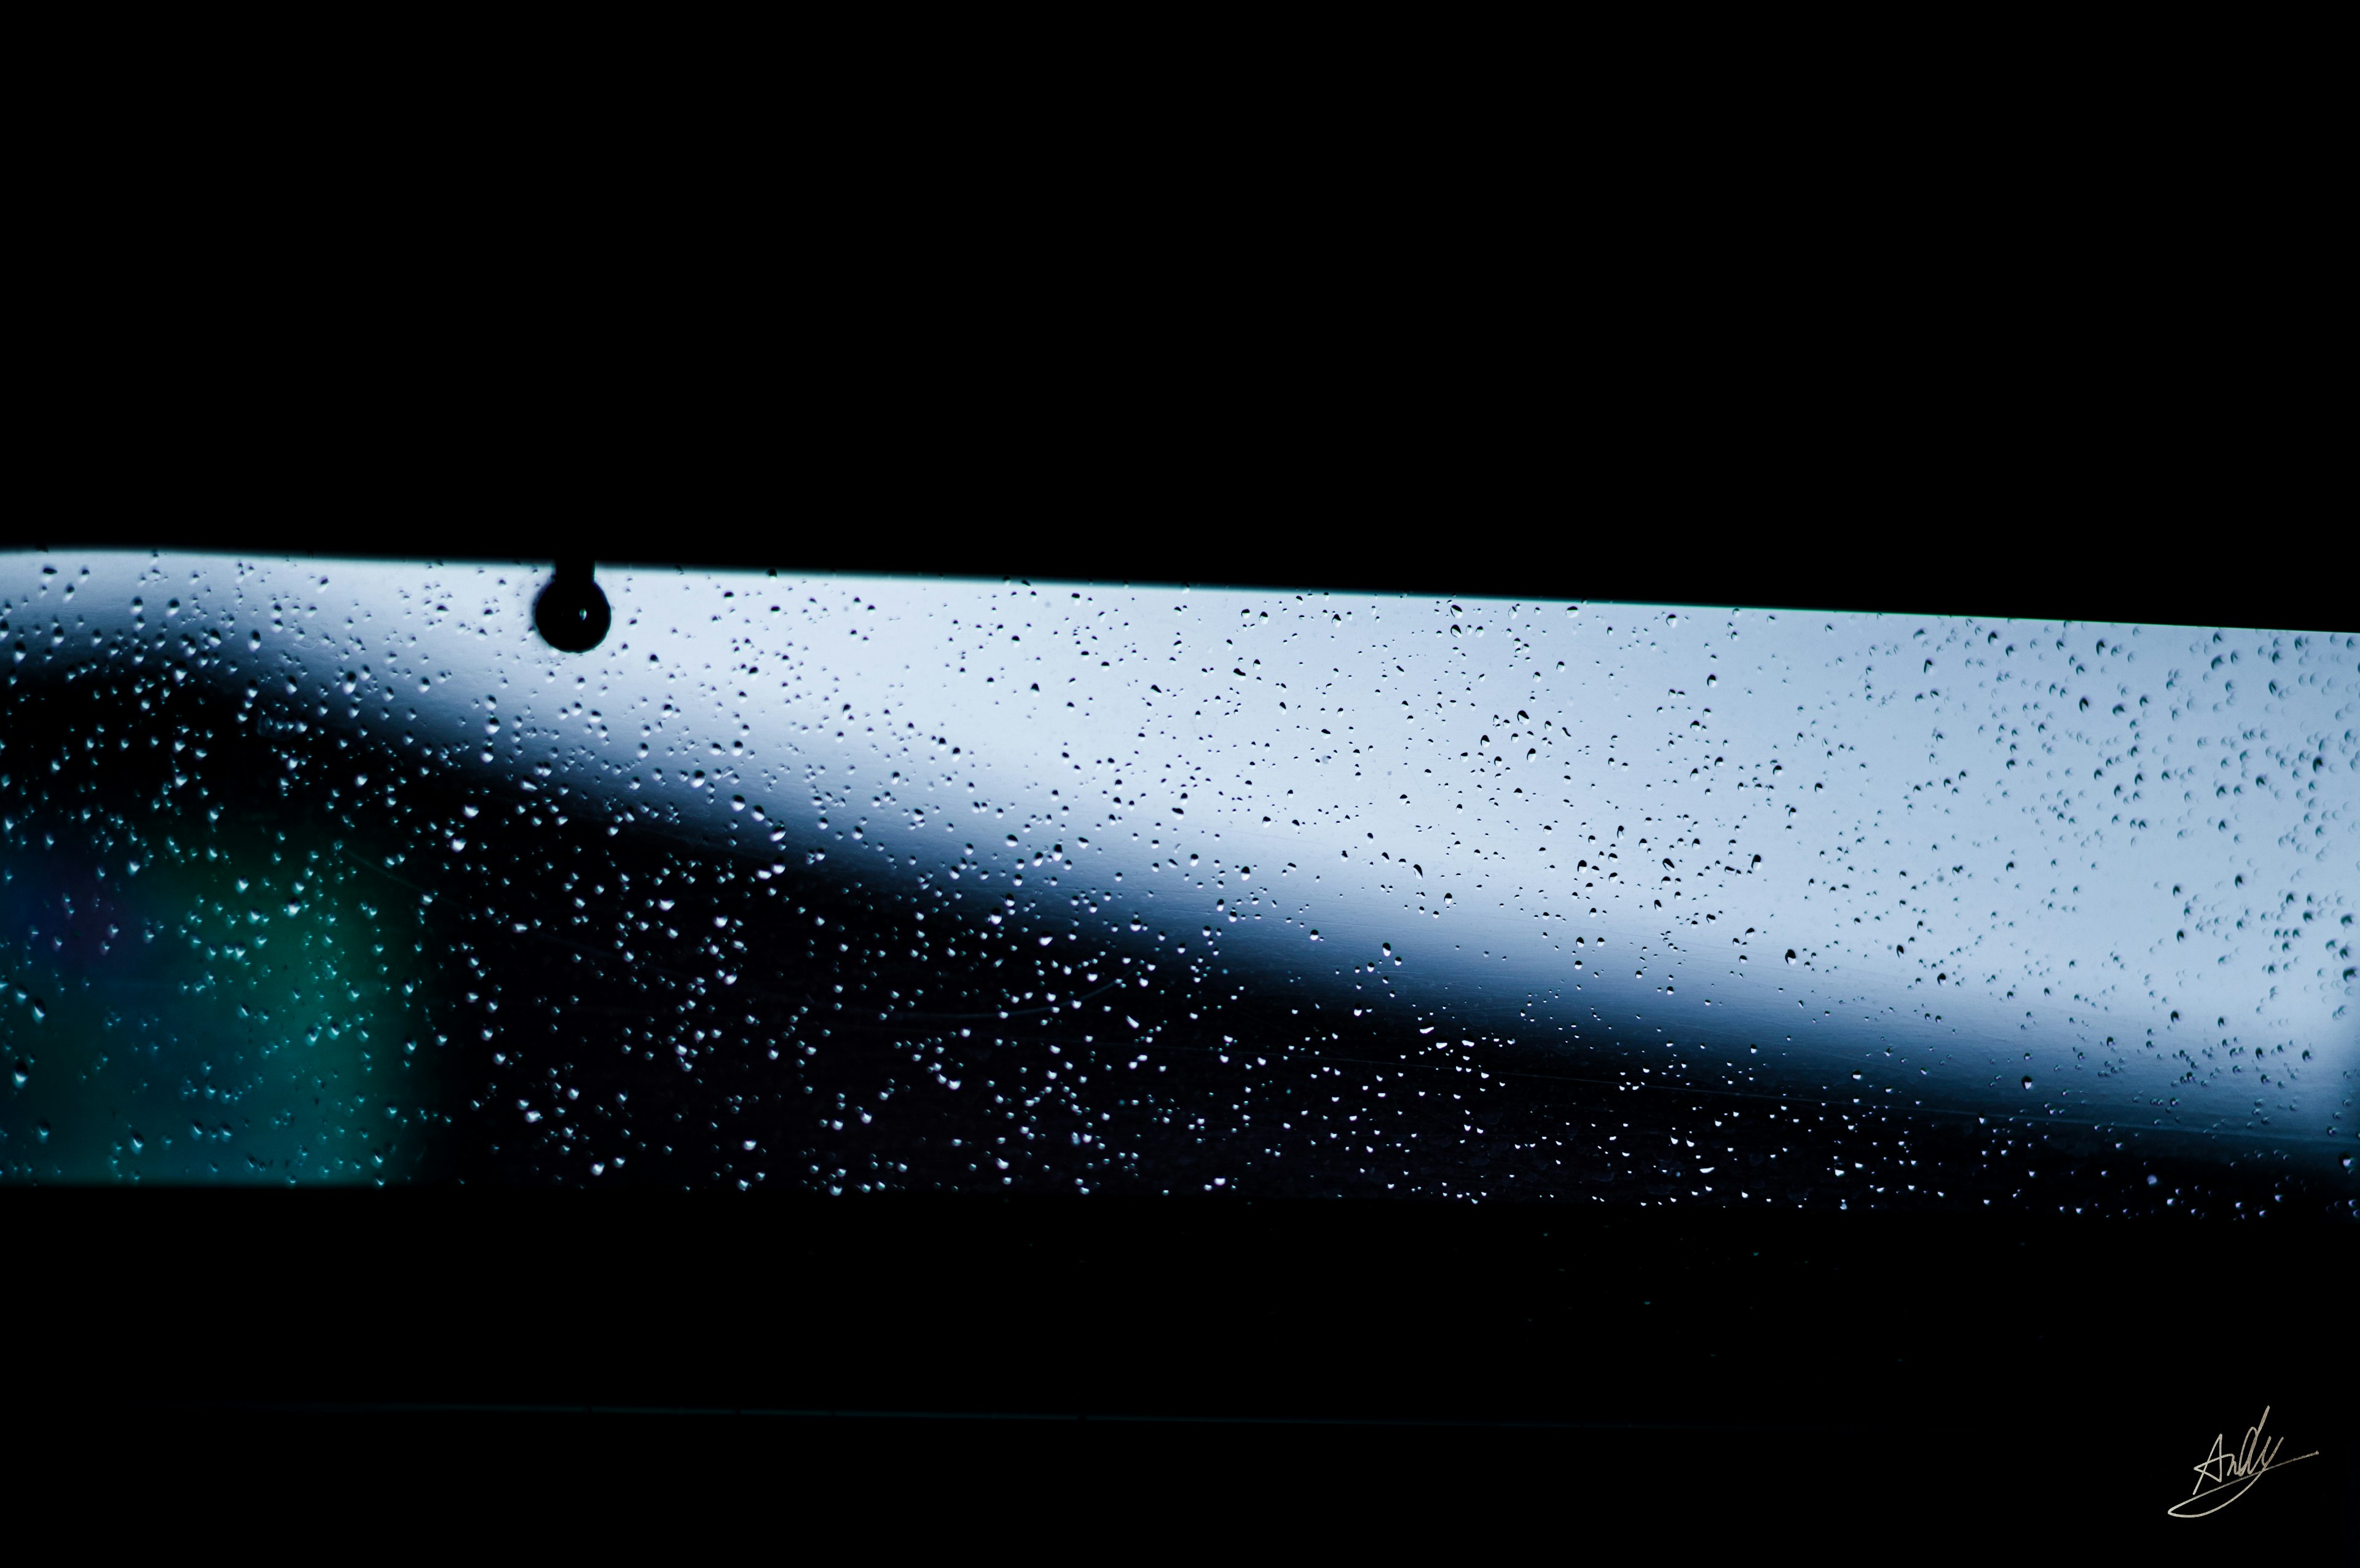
xmin=3 ymin=554 xmax=2354 ymax=1215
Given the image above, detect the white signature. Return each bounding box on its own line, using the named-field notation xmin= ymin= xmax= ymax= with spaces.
xmin=2167 ymin=1406 xmax=2319 ymax=1518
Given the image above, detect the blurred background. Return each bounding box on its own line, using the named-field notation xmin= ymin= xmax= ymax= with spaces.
xmin=7 ymin=554 xmax=2351 ymax=1222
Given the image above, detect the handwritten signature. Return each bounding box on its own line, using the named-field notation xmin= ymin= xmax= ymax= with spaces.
xmin=2168 ymin=1406 xmax=2319 ymax=1518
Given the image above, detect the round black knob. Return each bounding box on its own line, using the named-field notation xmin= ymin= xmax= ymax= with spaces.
xmin=533 ymin=560 xmax=611 ymax=652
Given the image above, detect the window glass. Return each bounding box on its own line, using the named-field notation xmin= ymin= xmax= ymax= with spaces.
xmin=4 ymin=553 xmax=2352 ymax=1212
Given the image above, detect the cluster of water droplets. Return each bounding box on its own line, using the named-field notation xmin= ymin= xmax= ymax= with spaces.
xmin=2 ymin=554 xmax=2352 ymax=1212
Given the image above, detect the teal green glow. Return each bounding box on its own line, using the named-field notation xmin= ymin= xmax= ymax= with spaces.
xmin=1 ymin=809 xmax=441 ymax=1183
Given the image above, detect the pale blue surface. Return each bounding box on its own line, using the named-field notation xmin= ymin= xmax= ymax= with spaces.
xmin=11 ymin=554 xmax=2356 ymax=1169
